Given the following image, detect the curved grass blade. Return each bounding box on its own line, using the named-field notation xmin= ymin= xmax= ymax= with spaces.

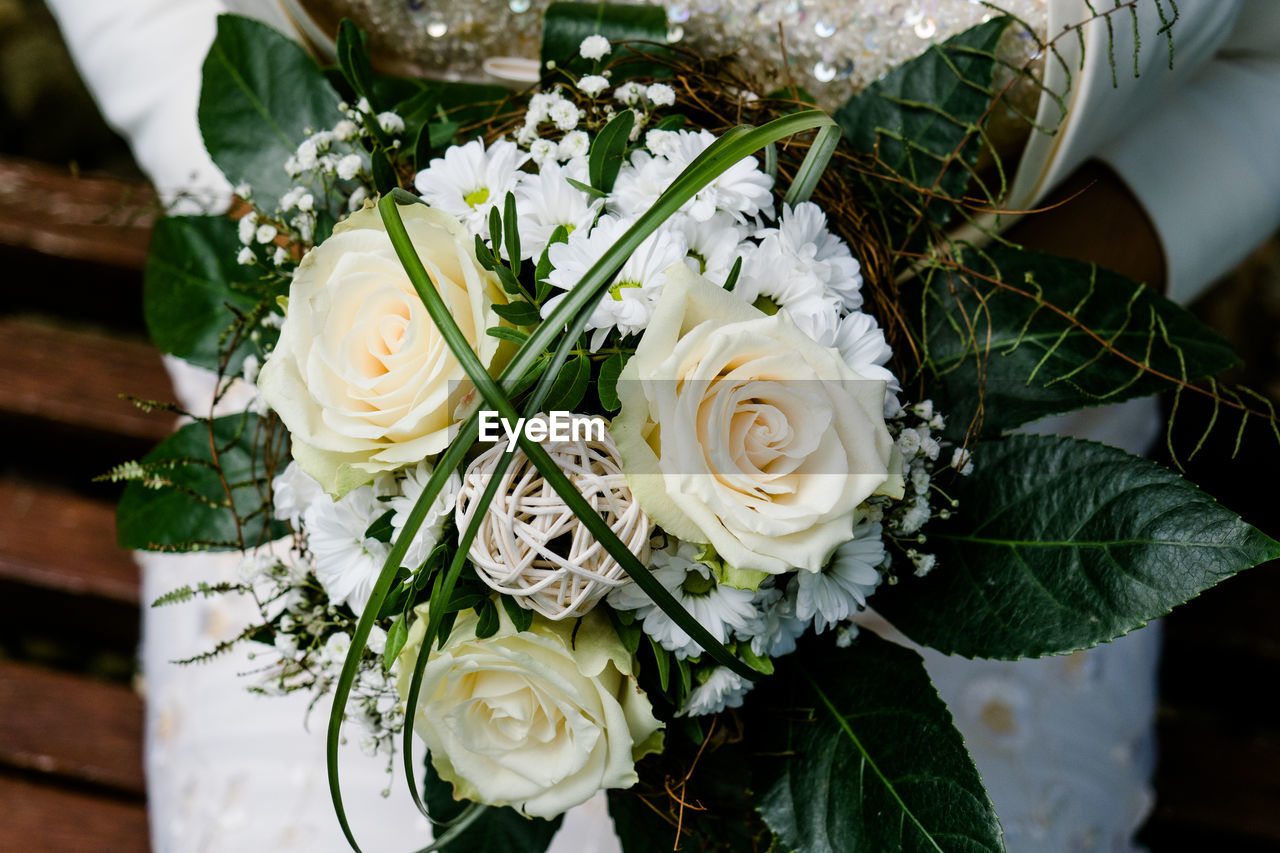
xmin=782 ymin=123 xmax=840 ymax=207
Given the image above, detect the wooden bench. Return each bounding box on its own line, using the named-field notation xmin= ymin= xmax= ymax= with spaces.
xmin=2 ymin=155 xmax=1279 ymax=851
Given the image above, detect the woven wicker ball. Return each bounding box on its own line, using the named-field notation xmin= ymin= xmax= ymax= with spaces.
xmin=455 ymin=422 xmax=652 ymax=620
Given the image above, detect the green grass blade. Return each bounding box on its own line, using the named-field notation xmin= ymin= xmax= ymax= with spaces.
xmin=783 ymin=123 xmax=840 ymax=206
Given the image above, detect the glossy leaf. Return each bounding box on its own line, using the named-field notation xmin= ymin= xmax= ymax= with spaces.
xmin=541 ymin=2 xmax=670 ymax=79
xmin=918 ymin=246 xmax=1239 ymax=440
xmin=117 ymin=414 xmax=288 ymax=551
xmin=873 ymin=434 xmax=1280 ymax=658
xmin=143 ymin=215 xmax=281 ymax=373
xmin=756 ymin=633 xmax=1003 ymax=853
xmin=198 ymin=15 xmax=343 ymax=210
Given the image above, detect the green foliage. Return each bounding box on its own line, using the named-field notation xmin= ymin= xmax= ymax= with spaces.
xmin=597 ymin=352 xmax=629 ymax=412
xmin=117 ymin=414 xmax=289 ymax=551
xmin=588 ymin=109 xmax=635 ymax=193
xmin=755 ymin=633 xmax=1003 ymax=853
xmin=918 ymin=246 xmax=1239 ymax=441
xmin=144 ymin=215 xmax=282 ymax=374
xmin=835 ymin=16 xmax=1012 ymax=235
xmin=872 ymin=434 xmax=1280 ymax=659
xmin=424 ymin=759 xmax=562 ymax=852
xmin=198 ymin=15 xmax=343 ymax=211
xmin=541 ymin=2 xmax=671 ymax=79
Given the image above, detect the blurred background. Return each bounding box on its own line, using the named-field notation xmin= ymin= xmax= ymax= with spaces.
xmin=1 ymin=0 xmax=1278 ymax=849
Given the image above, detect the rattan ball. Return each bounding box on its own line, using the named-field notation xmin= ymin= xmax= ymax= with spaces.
xmin=455 ymin=423 xmax=651 ymax=620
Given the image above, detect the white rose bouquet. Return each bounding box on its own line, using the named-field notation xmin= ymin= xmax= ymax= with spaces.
xmin=114 ymin=5 xmax=1279 ymax=852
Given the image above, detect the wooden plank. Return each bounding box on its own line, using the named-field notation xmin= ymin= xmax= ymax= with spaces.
xmin=0 ymin=478 xmax=139 ymax=603
xmin=0 ymin=316 xmax=174 ymax=443
xmin=0 ymin=775 xmax=147 ymax=853
xmin=0 ymin=660 xmax=144 ymax=796
xmin=0 ymin=158 xmax=153 ymax=271
xmin=1147 ymin=711 xmax=1280 ymax=842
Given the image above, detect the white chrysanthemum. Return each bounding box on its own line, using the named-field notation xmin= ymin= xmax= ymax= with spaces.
xmin=779 ymin=294 xmax=843 ymax=349
xmin=387 ymin=460 xmax=461 ymax=570
xmin=414 ymin=138 xmax=529 ymax=235
xmin=543 ymin=215 xmax=686 ymax=348
xmin=678 ymin=667 xmax=753 ymax=717
xmin=304 ymin=484 xmax=392 ymax=614
xmin=742 ymin=202 xmax=863 ymax=311
xmin=607 ymin=540 xmax=759 ymax=659
xmin=272 ymin=461 xmax=326 ymax=527
xmin=514 ymin=159 xmax=602 ymax=260
xmin=749 ymin=583 xmax=808 ymax=658
xmin=610 ymin=130 xmax=773 ymax=223
xmin=668 ymin=211 xmax=747 ymax=286
xmin=793 ymin=521 xmax=884 ymax=633
xmin=833 ymin=311 xmax=899 ymax=393
xmin=579 ymin=34 xmax=611 ymax=60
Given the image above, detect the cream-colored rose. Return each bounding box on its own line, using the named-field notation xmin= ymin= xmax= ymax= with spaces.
xmin=397 ymin=604 xmax=663 ymax=819
xmin=258 ymin=201 xmax=506 ymax=496
xmin=613 ymin=264 xmax=902 ymax=575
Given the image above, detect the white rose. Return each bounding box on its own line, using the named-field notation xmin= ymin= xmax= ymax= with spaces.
xmin=398 ymin=604 xmax=662 ymax=818
xmin=259 ymin=201 xmax=507 ymax=495
xmin=613 ymin=264 xmax=902 ymax=575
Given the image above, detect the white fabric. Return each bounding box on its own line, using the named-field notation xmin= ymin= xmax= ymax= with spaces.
xmin=41 ymin=0 xmax=1280 ymax=849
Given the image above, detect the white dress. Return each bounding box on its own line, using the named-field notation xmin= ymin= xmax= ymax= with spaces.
xmin=44 ymin=0 xmax=1280 ymax=849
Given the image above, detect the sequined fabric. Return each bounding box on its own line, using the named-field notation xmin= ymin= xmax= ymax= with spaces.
xmin=276 ymin=0 xmax=1047 ymax=107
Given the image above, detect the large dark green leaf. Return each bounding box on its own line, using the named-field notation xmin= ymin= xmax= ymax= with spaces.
xmin=756 ymin=633 xmax=1003 ymax=853
xmin=541 ymin=2 xmax=671 ymax=79
xmin=424 ymin=758 xmax=562 ymax=852
xmin=144 ymin=215 xmax=282 ymax=373
xmin=835 ymin=17 xmax=1011 ymax=232
xmin=117 ymin=414 xmax=288 ymax=551
xmin=919 ymin=246 xmax=1238 ymax=440
xmin=198 ymin=15 xmax=343 ymax=210
xmin=873 ymin=434 xmax=1280 ymax=659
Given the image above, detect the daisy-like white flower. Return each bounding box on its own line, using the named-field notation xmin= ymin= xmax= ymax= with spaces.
xmin=514 ymin=159 xmax=602 ymax=260
xmin=757 ymin=202 xmax=864 ymax=311
xmin=793 ymin=521 xmax=884 ymax=633
xmin=414 ymin=138 xmax=529 ymax=235
xmin=610 ymin=130 xmax=773 ymax=223
xmin=608 ymin=540 xmax=760 ymax=659
xmin=304 ymin=483 xmax=393 ymax=614
xmin=271 ymin=461 xmax=326 ymax=527
xmin=780 ymin=293 xmax=843 ymax=349
xmin=543 ymin=214 xmax=687 ymax=348
xmin=749 ymin=583 xmax=808 ymax=658
xmin=669 ymin=211 xmax=748 ymax=286
xmin=386 ymin=459 xmax=461 ymax=570
xmin=678 ymin=667 xmax=753 ymax=717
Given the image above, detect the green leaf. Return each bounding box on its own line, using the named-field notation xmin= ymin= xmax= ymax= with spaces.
xmin=335 ymin=19 xmax=374 ymax=103
xmin=363 ymin=508 xmax=395 ymax=543
xmin=382 ymin=613 xmax=409 ymax=671
xmin=756 ymin=633 xmax=1003 ymax=853
xmin=873 ymin=434 xmax=1280 ymax=659
xmin=500 ymin=594 xmax=534 ymax=633
xmin=425 ymin=759 xmax=562 ymax=852
xmin=370 ymin=147 xmax=398 ymax=194
xmin=474 ymin=599 xmax=500 ymax=639
xmin=919 ymin=246 xmax=1239 ymax=440
xmin=117 ymin=414 xmax=289 ymax=551
xmin=835 ymin=16 xmax=1011 ymax=230
xmin=504 ymin=192 xmax=521 ymax=271
xmin=143 ymin=215 xmax=281 ymax=373
xmin=491 ymin=301 xmax=542 ymax=326
xmin=541 ymin=2 xmax=670 ymax=79
xmin=198 ymin=15 xmax=343 ymax=211
xmin=588 ymin=109 xmax=635 ymax=194
xmin=596 ymin=352 xmax=628 ymax=412
xmin=544 ymin=352 xmax=590 ymax=412
xmin=487 ymin=326 xmax=531 ymax=345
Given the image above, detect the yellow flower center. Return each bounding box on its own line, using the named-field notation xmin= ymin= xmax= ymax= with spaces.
xmin=609 ymin=281 xmax=641 ymax=301
xmin=464 ymin=187 xmax=491 ymax=209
